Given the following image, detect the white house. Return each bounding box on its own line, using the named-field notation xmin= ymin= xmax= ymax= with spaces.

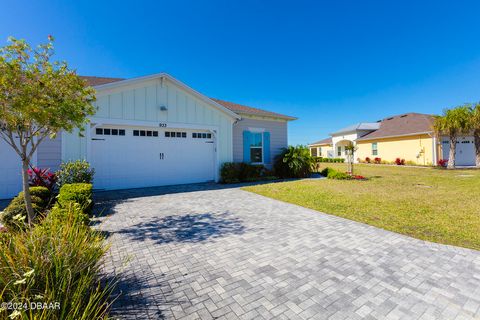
xmin=0 ymin=73 xmax=296 ymax=199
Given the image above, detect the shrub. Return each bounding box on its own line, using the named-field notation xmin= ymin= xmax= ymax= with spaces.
xmin=395 ymin=158 xmax=406 ymax=165
xmin=274 ymin=145 xmax=315 ymax=178
xmin=0 ymin=204 xmax=113 ymax=320
xmin=28 ymin=167 xmax=57 ymax=191
xmin=56 ymin=160 xmax=95 ymax=188
xmin=320 ymin=167 xmax=352 ymax=180
xmin=220 ymin=163 xmax=273 ymax=183
xmin=437 ymin=159 xmax=448 ymax=167
xmin=57 ymin=183 xmax=94 ymax=215
xmin=365 ymin=157 xmax=371 ymax=163
xmin=374 ymin=157 xmax=382 ymax=164
xmin=1 ymin=187 xmax=51 ymax=230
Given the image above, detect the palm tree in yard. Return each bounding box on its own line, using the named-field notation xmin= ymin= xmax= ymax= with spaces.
xmin=433 ymin=105 xmax=471 ymax=169
xmin=471 ymin=103 xmax=480 ymax=167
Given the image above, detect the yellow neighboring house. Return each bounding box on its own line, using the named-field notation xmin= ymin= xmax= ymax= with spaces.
xmin=309 ymin=113 xmax=476 ymax=166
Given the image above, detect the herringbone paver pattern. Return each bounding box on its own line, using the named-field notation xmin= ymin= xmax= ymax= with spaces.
xmin=95 ymin=184 xmax=480 ymax=319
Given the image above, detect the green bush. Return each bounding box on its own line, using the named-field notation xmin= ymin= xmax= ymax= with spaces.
xmin=220 ymin=162 xmax=273 ymax=183
xmin=0 ymin=203 xmax=113 ymax=320
xmin=1 ymin=187 xmax=51 ymax=230
xmin=57 ymin=183 xmax=93 ymax=215
xmin=314 ymin=157 xmax=345 ymax=164
xmin=56 ymin=160 xmax=95 ymax=188
xmin=274 ymin=145 xmax=315 ymax=178
xmin=320 ymin=167 xmax=351 ymax=180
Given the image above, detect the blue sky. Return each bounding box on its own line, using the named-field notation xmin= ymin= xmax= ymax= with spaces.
xmin=1 ymin=0 xmax=480 ymax=145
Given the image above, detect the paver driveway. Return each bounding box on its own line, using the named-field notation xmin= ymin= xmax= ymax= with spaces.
xmin=95 ymin=183 xmax=480 ymax=320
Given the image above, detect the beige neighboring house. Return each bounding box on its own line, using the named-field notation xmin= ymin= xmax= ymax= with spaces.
xmin=309 ymin=112 xmax=476 ymax=166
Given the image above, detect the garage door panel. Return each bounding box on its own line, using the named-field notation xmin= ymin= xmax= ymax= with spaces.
xmin=91 ymin=126 xmax=215 ymax=190
xmin=441 ymin=137 xmax=475 ymax=166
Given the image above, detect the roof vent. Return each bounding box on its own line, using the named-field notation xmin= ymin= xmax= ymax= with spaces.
xmin=400 ymin=114 xmax=408 ymax=118
xmin=386 ymin=117 xmax=394 ymax=120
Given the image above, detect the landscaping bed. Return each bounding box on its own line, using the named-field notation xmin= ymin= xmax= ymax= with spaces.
xmin=243 ymin=163 xmax=480 ymax=250
xmin=0 ymin=161 xmax=113 ymax=320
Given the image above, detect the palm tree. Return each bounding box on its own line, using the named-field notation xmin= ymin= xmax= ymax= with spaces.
xmin=471 ymin=103 xmax=480 ymax=167
xmin=433 ymin=106 xmax=471 ymax=169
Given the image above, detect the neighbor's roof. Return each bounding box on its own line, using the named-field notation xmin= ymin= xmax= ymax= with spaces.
xmin=356 ymin=113 xmax=434 ymax=141
xmin=211 ymin=98 xmax=296 ymax=121
xmin=309 ymin=137 xmax=332 ymax=146
xmin=80 ymin=76 xmax=295 ymax=121
xmin=330 ymin=122 xmax=380 ymax=136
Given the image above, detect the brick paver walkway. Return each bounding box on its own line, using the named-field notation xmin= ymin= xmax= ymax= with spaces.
xmin=95 ymin=184 xmax=480 ymax=320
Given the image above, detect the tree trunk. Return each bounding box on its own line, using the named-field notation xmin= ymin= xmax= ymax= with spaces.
xmin=447 ymin=135 xmax=456 ymax=169
xmin=474 ymin=129 xmax=480 ymax=168
xmin=21 ymin=160 xmax=34 ymax=226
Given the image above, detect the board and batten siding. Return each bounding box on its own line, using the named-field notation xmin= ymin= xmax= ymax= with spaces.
xmin=233 ymin=116 xmax=288 ymax=166
xmin=36 ymin=136 xmax=62 ymax=171
xmin=62 ymin=77 xmax=234 ymax=171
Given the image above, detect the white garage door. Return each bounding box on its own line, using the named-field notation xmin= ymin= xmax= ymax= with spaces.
xmin=0 ymin=139 xmax=23 ymax=199
xmin=442 ymin=137 xmax=475 ymax=166
xmin=90 ymin=126 xmax=216 ymax=190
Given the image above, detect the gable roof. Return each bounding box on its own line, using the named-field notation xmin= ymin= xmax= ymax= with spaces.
xmin=309 ymin=137 xmax=332 ymax=146
xmin=356 ymin=113 xmax=434 ymax=141
xmin=210 ymin=98 xmax=296 ymax=120
xmin=80 ymin=76 xmax=124 ymax=86
xmin=330 ymin=122 xmax=380 ymax=136
xmin=80 ymin=75 xmax=295 ymax=121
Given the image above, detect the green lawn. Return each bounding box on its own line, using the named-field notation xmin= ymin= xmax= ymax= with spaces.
xmin=243 ymin=163 xmax=480 ymax=250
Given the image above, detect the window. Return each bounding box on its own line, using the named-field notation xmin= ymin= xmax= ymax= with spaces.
xmin=165 ymin=131 xmax=187 ymax=138
xmin=192 ymin=132 xmax=212 ymax=139
xmin=311 ymin=148 xmax=318 ymax=157
xmin=337 ymin=146 xmax=342 ymax=156
xmin=133 ymin=130 xmax=159 ymax=137
xmin=319 ymin=147 xmax=322 ymax=156
xmin=250 ymin=132 xmax=263 ymax=163
xmin=96 ymin=127 xmax=126 ymax=136
xmin=372 ymin=142 xmax=378 ymax=156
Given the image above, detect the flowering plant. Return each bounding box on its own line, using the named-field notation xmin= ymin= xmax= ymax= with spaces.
xmin=374 ymin=157 xmax=382 ymax=164
xmin=365 ymin=157 xmax=371 ymax=163
xmin=437 ymin=159 xmax=448 ymax=167
xmin=28 ymin=167 xmax=57 ymax=191
xmin=395 ymin=158 xmax=405 ymax=165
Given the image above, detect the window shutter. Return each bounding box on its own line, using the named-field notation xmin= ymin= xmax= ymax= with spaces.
xmin=243 ymin=131 xmax=252 ymax=162
xmin=263 ymin=132 xmax=271 ymax=164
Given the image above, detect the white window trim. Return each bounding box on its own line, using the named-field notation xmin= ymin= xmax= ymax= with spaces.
xmin=247 ymin=127 xmax=266 ymax=133
xmin=250 ymin=132 xmax=264 ymax=164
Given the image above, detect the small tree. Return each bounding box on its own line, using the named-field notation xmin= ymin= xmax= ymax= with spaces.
xmin=470 ymin=103 xmax=480 ymax=167
xmin=433 ymin=105 xmax=471 ymax=169
xmin=0 ymin=36 xmax=95 ymax=225
xmin=344 ymin=143 xmax=357 ymax=175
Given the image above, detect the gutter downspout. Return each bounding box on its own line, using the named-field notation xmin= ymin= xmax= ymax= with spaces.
xmin=428 ymin=132 xmax=437 ymax=165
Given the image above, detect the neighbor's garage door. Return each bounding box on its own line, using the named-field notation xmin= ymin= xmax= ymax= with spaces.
xmin=442 ymin=136 xmax=475 ymax=166
xmin=0 ymin=139 xmax=23 ymax=199
xmin=90 ymin=126 xmax=216 ymax=190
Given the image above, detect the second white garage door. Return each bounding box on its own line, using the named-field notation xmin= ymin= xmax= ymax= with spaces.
xmin=441 ymin=136 xmax=475 ymax=166
xmin=90 ymin=126 xmax=216 ymax=190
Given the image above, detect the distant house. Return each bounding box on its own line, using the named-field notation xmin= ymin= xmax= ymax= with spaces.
xmin=309 ymin=113 xmax=475 ymax=166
